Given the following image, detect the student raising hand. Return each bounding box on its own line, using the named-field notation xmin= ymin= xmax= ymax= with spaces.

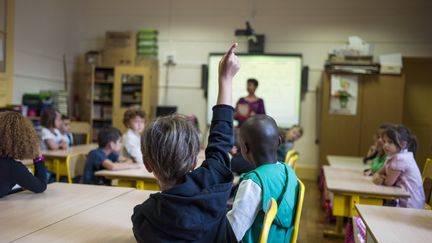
xmin=218 ymin=43 xmax=240 ymax=106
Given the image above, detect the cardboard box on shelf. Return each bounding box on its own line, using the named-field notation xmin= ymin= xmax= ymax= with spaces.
xmin=380 ymin=65 xmax=402 ymax=74
xmin=106 ymin=31 xmax=135 ymax=49
xmin=102 ymin=48 xmax=136 ymax=66
xmin=135 ymin=56 xmax=158 ymax=68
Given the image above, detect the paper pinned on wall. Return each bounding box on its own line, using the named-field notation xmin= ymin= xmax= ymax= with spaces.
xmin=330 ymin=75 xmax=358 ymax=116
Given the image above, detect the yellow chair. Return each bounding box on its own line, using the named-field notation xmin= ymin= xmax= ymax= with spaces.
xmin=422 ymin=158 xmax=432 ymax=183
xmin=287 ymin=154 xmax=299 ymax=171
xmin=290 ymin=179 xmax=305 ymax=243
xmin=284 ymin=148 xmax=297 ymax=163
xmin=423 ymin=175 xmax=432 ymax=210
xmin=259 ymin=198 xmax=278 ymax=243
xmin=70 ymin=122 xmax=91 ymax=144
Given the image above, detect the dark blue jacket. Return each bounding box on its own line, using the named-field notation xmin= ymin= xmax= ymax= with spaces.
xmin=132 ymin=105 xmax=237 ymax=243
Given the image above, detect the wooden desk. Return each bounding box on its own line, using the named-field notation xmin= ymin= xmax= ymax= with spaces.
xmin=323 ymin=166 xmax=410 ymax=237
xmin=42 ymin=143 xmax=97 ymax=183
xmin=327 ymin=155 xmax=369 ymax=171
xmin=0 ymin=183 xmax=133 ymax=242
xmin=96 ymin=168 xmax=159 ymax=191
xmin=13 ymin=189 xmax=152 ymax=243
xmin=95 ymin=149 xmax=206 ymax=191
xmin=356 ymin=205 xmax=432 ymax=243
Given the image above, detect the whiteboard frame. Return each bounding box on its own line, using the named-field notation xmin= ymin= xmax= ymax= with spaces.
xmin=206 ymin=53 xmax=303 ymax=128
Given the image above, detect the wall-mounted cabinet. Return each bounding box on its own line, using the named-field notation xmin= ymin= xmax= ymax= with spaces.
xmin=317 ymin=71 xmax=405 ymax=165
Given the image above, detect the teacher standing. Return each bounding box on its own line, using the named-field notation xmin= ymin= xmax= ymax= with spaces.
xmin=234 ymin=78 xmax=266 ymax=127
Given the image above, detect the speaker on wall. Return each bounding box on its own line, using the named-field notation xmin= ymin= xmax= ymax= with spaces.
xmin=301 ymin=65 xmax=309 ymax=95
xmin=248 ymin=34 xmax=265 ymax=54
xmin=201 ymin=64 xmax=209 ymax=98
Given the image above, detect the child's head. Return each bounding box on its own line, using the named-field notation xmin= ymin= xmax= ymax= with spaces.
xmin=0 ymin=111 xmax=40 ymax=160
xmin=382 ymin=125 xmax=417 ymax=156
xmin=375 ymin=123 xmax=393 ymax=153
xmin=141 ymin=114 xmax=200 ymax=187
xmin=286 ymin=125 xmax=303 ymax=142
xmin=239 ymin=115 xmax=280 ymax=166
xmin=246 ymin=78 xmax=259 ymax=95
xmin=41 ymin=108 xmax=62 ymax=129
xmin=186 ymin=115 xmax=200 ymax=133
xmin=60 ymin=115 xmax=71 ymax=134
xmin=123 ymin=109 xmax=146 ymax=133
xmin=98 ymin=127 xmax=122 ymax=153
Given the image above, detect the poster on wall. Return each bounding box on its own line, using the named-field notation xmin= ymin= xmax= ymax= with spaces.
xmin=329 ymin=75 xmax=358 ymax=115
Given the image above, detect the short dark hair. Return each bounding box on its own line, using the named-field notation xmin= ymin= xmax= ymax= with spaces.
xmin=41 ymin=108 xmax=60 ymax=128
xmin=141 ymin=114 xmax=200 ymax=183
xmin=240 ymin=115 xmax=279 ymax=164
xmin=123 ymin=109 xmax=146 ymax=127
xmin=61 ymin=114 xmax=70 ymax=120
xmin=247 ymin=78 xmax=258 ymax=88
xmin=98 ymin=127 xmax=121 ymax=148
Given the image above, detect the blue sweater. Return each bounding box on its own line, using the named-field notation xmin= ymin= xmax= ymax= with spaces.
xmin=131 ymin=105 xmax=237 ymax=243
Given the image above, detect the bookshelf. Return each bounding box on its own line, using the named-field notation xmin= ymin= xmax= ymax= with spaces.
xmin=78 ymin=64 xmax=158 ymax=140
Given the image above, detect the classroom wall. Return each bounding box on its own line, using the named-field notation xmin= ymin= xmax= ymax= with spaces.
xmin=15 ymin=0 xmax=432 ymax=179
xmin=12 ymin=0 xmax=79 ymax=103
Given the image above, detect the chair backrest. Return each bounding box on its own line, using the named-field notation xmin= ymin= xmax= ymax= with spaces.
xmin=290 ymin=178 xmax=305 ymax=243
xmin=284 ymin=148 xmax=297 ymax=163
xmin=70 ymin=121 xmax=91 ymax=144
xmin=287 ymin=154 xmax=299 ymax=171
xmin=423 ymin=175 xmax=432 ymax=210
xmin=259 ymin=198 xmax=278 ymax=243
xmin=422 ymin=158 xmax=432 ymax=183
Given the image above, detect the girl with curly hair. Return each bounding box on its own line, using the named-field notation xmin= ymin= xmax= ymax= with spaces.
xmin=0 ymin=111 xmax=47 ymax=198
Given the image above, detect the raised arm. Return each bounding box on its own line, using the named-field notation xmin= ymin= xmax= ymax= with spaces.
xmin=217 ymin=43 xmax=240 ymax=106
xmin=203 ymin=44 xmax=240 ymax=169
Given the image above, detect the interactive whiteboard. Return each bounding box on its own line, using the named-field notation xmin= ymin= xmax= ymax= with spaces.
xmin=207 ymin=54 xmax=302 ymax=128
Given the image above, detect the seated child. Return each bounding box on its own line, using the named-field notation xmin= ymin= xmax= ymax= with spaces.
xmin=40 ymin=108 xmax=68 ymax=150
xmin=363 ymin=123 xmax=393 ymax=175
xmin=373 ymin=125 xmax=425 ymax=208
xmin=122 ymin=109 xmax=146 ymax=166
xmin=0 ymin=111 xmax=47 ymax=198
xmin=82 ymin=127 xmax=138 ymax=185
xmin=227 ymin=115 xmax=299 ymax=242
xmin=276 ymin=124 xmax=303 ymax=162
xmin=131 ymin=43 xmax=240 ymax=243
xmin=60 ymin=115 xmax=74 ymax=147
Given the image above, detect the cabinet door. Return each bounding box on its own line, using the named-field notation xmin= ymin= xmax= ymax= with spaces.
xmin=359 ymin=75 xmax=405 ymax=155
xmin=0 ymin=0 xmax=14 ymax=106
xmin=318 ymin=72 xmax=363 ymax=165
xmin=113 ymin=66 xmax=151 ymax=133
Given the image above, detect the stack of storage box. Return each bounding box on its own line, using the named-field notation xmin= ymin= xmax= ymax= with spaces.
xmin=137 ymin=29 xmax=158 ymax=58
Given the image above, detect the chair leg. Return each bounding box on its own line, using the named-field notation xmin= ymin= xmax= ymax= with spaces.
xmin=65 ymin=157 xmax=72 ymax=184
xmin=55 ymin=159 xmax=60 ymax=182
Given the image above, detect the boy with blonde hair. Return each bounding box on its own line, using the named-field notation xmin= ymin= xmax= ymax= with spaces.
xmin=132 ymin=43 xmax=240 ymax=242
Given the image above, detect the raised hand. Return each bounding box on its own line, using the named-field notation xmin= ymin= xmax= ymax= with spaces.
xmin=219 ymin=43 xmax=240 ymax=83
xmin=217 ymin=43 xmax=240 ymax=106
